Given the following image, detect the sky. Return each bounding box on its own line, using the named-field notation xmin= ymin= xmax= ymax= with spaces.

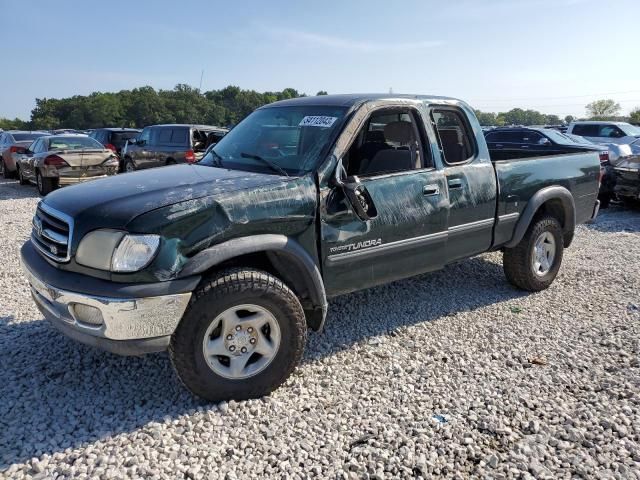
xmin=2 ymin=0 xmax=640 ymax=120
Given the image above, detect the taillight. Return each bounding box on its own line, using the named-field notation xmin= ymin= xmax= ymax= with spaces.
xmin=599 ymin=151 xmax=609 ymax=163
xmin=10 ymin=146 xmax=25 ymax=154
xmin=185 ymin=150 xmax=196 ymax=163
xmin=44 ymin=155 xmax=68 ymax=167
xmin=105 ymin=143 xmax=117 ymax=152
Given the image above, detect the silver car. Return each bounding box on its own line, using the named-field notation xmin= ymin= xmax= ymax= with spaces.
xmin=16 ymin=135 xmax=119 ymax=195
xmin=566 ymin=121 xmax=640 ymax=146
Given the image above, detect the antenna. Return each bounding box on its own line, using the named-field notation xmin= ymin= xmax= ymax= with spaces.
xmin=199 ymin=70 xmax=204 ymax=92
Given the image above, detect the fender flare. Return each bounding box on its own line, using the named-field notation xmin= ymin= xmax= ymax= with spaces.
xmin=505 ymin=186 xmax=575 ymax=248
xmin=179 ymin=234 xmax=328 ymax=330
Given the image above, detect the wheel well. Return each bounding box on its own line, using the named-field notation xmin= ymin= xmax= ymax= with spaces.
xmin=199 ymin=250 xmax=320 ymax=327
xmin=535 ymin=198 xmax=566 ymax=228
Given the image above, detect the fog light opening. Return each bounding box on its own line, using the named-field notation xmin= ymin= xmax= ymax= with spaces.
xmin=70 ymin=303 xmax=104 ymax=327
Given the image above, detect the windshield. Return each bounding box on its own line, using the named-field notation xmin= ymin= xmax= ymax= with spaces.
xmin=540 ymin=129 xmax=576 ymax=146
xmin=619 ymin=123 xmax=640 ymax=136
xmin=13 ymin=133 xmax=48 ymax=142
xmin=199 ymin=106 xmax=348 ymax=175
xmin=49 ymin=136 xmax=104 ymax=150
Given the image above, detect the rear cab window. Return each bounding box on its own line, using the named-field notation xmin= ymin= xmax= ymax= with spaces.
xmin=431 ymin=108 xmax=476 ymax=164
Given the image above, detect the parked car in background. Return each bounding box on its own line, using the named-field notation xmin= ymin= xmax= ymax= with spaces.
xmin=563 ymin=133 xmax=631 ymax=163
xmin=89 ymin=128 xmax=141 ymax=170
xmin=15 ymin=134 xmax=119 ymax=195
xmin=612 ymin=155 xmax=640 ymax=205
xmin=122 ymin=124 xmax=228 ymax=172
xmin=0 ymin=130 xmax=51 ymax=178
xmin=485 ymin=127 xmax=614 ymax=207
xmin=567 ymin=121 xmax=640 ymax=145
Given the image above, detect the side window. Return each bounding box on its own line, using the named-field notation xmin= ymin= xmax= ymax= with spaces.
xmin=138 ymin=127 xmax=151 ymax=145
xmin=432 ymin=108 xmax=476 ymax=164
xmin=345 ymin=109 xmax=427 ymax=177
xmin=522 ymin=131 xmax=543 ymax=144
xmin=572 ymin=124 xmax=599 ymax=136
xmin=171 ymin=128 xmax=188 ymax=146
xmin=156 ymin=128 xmax=173 ymax=145
xmin=599 ymin=125 xmax=625 ymax=138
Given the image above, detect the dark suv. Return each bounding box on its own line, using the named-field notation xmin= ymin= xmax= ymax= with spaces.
xmin=122 ymin=124 xmax=227 ymax=172
xmin=89 ymin=128 xmax=141 ymax=170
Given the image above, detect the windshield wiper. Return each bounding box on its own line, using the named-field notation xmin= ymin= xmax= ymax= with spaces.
xmin=240 ymin=152 xmax=289 ymax=177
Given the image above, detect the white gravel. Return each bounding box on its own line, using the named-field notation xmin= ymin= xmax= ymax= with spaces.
xmin=1 ymin=177 xmax=639 ymax=479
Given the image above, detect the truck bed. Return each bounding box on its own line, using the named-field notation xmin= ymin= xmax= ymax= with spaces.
xmin=491 ymin=151 xmax=601 ymax=247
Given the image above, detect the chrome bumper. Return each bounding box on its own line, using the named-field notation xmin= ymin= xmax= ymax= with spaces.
xmin=21 ymin=259 xmax=191 ymax=343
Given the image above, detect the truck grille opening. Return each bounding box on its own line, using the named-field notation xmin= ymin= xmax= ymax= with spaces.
xmin=31 ymin=206 xmax=71 ymax=262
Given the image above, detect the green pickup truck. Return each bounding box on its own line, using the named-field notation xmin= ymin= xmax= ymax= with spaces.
xmin=21 ymin=94 xmax=601 ymax=401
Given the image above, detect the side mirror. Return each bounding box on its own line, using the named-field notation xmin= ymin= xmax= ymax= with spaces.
xmin=538 ymin=137 xmax=551 ymax=146
xmin=334 ymin=158 xmax=377 ymax=221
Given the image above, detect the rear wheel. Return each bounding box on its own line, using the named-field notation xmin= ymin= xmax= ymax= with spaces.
xmin=36 ymin=170 xmax=57 ymax=196
xmin=503 ymin=216 xmax=564 ymax=291
xmin=17 ymin=166 xmax=28 ymax=185
xmin=169 ymin=268 xmax=307 ymax=402
xmin=124 ymin=159 xmax=136 ymax=173
xmin=0 ymin=158 xmax=9 ymax=179
xmin=166 ymin=159 xmax=177 ymax=166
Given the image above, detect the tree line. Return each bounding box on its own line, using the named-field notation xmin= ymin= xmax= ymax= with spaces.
xmin=1 ymin=86 xmax=639 ymax=130
xmin=0 ymin=85 xmax=327 ymax=131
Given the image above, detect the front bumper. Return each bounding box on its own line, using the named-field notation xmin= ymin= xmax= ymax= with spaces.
xmin=21 ymin=242 xmax=194 ymax=355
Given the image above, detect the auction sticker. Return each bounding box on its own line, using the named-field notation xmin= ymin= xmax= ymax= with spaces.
xmin=299 ymin=116 xmax=338 ymax=128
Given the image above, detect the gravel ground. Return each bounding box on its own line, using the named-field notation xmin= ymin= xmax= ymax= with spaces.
xmin=1 ymin=177 xmax=639 ymax=480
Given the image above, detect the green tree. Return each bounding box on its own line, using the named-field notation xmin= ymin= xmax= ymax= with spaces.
xmin=473 ymin=110 xmax=498 ymax=126
xmin=316 ymin=90 xmax=328 ymax=96
xmin=0 ymin=117 xmax=29 ymax=130
xmin=629 ymin=108 xmax=640 ymax=125
xmin=585 ymin=99 xmax=621 ymax=119
xmin=564 ymin=115 xmax=575 ymax=124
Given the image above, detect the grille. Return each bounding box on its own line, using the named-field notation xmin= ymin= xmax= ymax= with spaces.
xmin=31 ymin=205 xmax=72 ymax=262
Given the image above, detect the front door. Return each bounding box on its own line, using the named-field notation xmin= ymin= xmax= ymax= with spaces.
xmin=320 ymin=106 xmax=449 ymax=297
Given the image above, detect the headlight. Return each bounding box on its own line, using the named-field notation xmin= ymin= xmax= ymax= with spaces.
xmin=111 ymin=234 xmax=160 ymax=272
xmin=76 ymin=230 xmax=160 ymax=272
xmin=102 ymin=155 xmax=119 ymax=167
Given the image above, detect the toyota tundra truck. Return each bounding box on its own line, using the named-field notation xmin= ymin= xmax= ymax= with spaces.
xmin=20 ymin=94 xmax=601 ymax=402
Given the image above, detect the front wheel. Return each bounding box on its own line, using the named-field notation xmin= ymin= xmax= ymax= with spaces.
xmin=17 ymin=166 xmax=28 ymax=185
xmin=503 ymin=216 xmax=564 ymax=291
xmin=169 ymin=268 xmax=307 ymax=402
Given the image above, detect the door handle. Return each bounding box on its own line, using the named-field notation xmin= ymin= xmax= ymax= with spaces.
xmin=448 ymin=178 xmax=463 ymax=189
xmin=495 ymin=144 xmax=503 ymax=148
xmin=423 ymin=184 xmax=440 ymax=196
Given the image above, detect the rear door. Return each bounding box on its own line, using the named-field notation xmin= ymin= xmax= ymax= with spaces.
xmin=430 ymin=106 xmax=497 ymax=262
xmin=320 ymin=104 xmax=449 ymax=296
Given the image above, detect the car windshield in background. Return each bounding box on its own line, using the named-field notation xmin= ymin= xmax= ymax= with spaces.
xmin=200 ymin=106 xmax=348 ymax=175
xmin=49 ymin=136 xmax=104 ymax=150
xmin=619 ymin=123 xmax=640 ymax=136
xmin=541 ymin=129 xmax=577 ymax=146
xmin=13 ymin=133 xmax=48 ymax=142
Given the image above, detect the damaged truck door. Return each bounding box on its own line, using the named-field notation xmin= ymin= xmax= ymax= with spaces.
xmin=320 ymin=105 xmax=449 ymax=296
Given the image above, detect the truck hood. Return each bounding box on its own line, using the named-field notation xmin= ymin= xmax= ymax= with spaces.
xmin=43 ymin=164 xmax=290 ymax=229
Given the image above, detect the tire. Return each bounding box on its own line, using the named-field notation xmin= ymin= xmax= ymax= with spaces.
xmin=166 ymin=159 xmax=177 ymax=166
xmin=17 ymin=166 xmax=28 ymax=185
xmin=124 ymin=159 xmax=136 ymax=173
xmin=169 ymin=268 xmax=307 ymax=402
xmin=36 ymin=170 xmax=57 ymax=196
xmin=503 ymin=215 xmax=564 ymax=292
xmin=599 ymin=193 xmax=612 ymax=209
xmin=1 ymin=158 xmax=12 ymax=179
